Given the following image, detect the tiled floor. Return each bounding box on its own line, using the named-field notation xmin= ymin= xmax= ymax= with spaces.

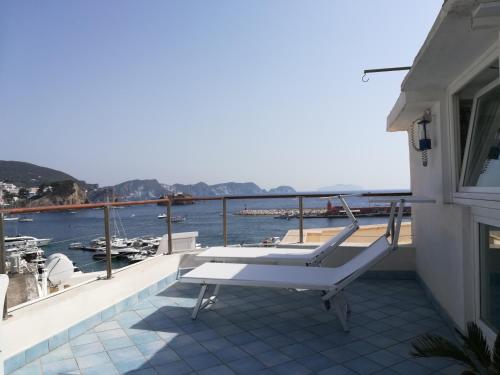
xmin=12 ymin=279 xmax=463 ymax=375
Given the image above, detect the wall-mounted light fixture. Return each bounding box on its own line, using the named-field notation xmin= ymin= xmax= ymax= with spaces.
xmin=410 ymin=110 xmax=432 ymax=167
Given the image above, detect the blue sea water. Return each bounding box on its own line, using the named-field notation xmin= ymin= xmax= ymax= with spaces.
xmin=3 ymin=195 xmax=403 ymax=272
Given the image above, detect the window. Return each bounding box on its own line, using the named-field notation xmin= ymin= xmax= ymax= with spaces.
xmin=480 ymin=223 xmax=500 ymax=332
xmin=463 ymin=81 xmax=500 ymax=188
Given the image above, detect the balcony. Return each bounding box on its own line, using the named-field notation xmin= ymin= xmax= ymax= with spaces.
xmin=0 ymin=193 xmax=462 ymax=374
xmin=7 ymin=272 xmax=461 ymax=375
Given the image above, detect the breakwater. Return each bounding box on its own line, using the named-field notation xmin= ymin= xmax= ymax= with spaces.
xmin=236 ymin=206 xmax=411 ymax=219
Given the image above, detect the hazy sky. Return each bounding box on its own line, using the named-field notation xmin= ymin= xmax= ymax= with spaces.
xmin=0 ymin=1 xmax=441 ymax=191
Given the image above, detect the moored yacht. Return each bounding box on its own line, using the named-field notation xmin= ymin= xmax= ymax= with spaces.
xmin=4 ymin=236 xmax=51 ymax=249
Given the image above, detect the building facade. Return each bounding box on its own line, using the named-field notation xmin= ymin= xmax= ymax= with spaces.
xmin=388 ymin=0 xmax=500 ymax=342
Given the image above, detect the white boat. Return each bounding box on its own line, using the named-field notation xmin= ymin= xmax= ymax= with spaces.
xmin=117 ymin=247 xmax=141 ymax=255
xmin=92 ymin=249 xmax=120 ymax=260
xmin=127 ymin=252 xmax=149 ymax=264
xmin=4 ymin=216 xmax=19 ymax=221
xmin=18 ymin=218 xmax=34 ymax=223
xmin=4 ymin=236 xmax=51 ymax=248
xmin=157 ymin=214 xmax=186 ymax=222
xmin=260 ymin=236 xmax=281 ymax=247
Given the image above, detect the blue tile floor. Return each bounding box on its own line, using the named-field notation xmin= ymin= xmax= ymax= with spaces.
xmin=12 ymin=279 xmax=464 ymax=374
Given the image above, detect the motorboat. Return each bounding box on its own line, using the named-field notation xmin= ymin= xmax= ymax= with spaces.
xmin=92 ymin=249 xmax=120 ymax=260
xmin=127 ymin=252 xmax=149 ymax=264
xmin=4 ymin=236 xmax=51 ymax=248
xmin=157 ymin=214 xmax=186 ymax=222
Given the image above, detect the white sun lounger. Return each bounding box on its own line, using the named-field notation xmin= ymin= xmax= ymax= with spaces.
xmin=180 ymin=199 xmax=406 ymax=331
xmin=196 ymin=196 xmax=359 ymax=266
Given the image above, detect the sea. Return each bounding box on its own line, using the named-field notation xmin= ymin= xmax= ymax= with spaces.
xmin=3 ymin=194 xmax=408 ymax=273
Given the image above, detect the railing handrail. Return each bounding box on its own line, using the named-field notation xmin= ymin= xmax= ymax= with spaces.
xmin=0 ymin=191 xmax=412 ymax=215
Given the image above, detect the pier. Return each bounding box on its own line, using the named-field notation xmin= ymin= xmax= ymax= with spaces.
xmin=235 ymin=205 xmax=411 ymax=218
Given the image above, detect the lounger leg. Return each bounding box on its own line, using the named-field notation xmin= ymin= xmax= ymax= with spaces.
xmin=192 ymin=285 xmax=208 ymax=320
xmin=202 ymin=284 xmax=221 ymax=311
xmin=321 ymin=291 xmax=331 ymax=311
xmin=332 ymin=295 xmax=350 ymax=332
xmin=340 ymin=291 xmax=351 ymax=315
xmin=212 ymin=284 xmax=221 ymax=300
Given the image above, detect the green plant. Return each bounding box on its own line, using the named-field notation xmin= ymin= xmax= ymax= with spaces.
xmin=411 ymin=321 xmax=500 ymax=374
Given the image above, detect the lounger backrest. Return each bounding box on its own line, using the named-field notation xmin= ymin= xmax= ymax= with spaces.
xmin=309 ymin=223 xmax=359 ymax=266
xmin=327 ymin=235 xmax=391 ymax=289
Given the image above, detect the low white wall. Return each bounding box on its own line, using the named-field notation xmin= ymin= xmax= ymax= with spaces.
xmin=322 ymin=245 xmax=415 ymax=272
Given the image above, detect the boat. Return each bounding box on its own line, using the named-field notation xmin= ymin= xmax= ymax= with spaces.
xmin=4 ymin=236 xmax=52 ymax=248
xmin=18 ymin=217 xmax=34 ymax=222
xmin=116 ymin=247 xmax=141 ymax=255
xmin=157 ymin=214 xmax=186 ymax=222
xmin=69 ymin=242 xmax=84 ymax=249
xmin=4 ymin=216 xmax=19 ymax=221
xmin=92 ymin=249 xmax=120 ymax=260
xmin=157 ymin=193 xmax=195 ymax=206
xmin=260 ymin=236 xmax=281 ymax=247
xmin=126 ymin=252 xmax=149 ymax=264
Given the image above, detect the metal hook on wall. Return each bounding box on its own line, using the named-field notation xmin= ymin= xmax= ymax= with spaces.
xmin=361 ymin=66 xmax=412 ymax=83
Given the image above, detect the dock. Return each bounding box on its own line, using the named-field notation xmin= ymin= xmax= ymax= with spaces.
xmin=235 ymin=206 xmax=411 ymax=218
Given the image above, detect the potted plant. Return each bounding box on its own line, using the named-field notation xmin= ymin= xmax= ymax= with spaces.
xmin=411 ymin=322 xmax=500 ymax=374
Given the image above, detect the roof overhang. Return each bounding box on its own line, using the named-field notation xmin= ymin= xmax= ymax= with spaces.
xmin=387 ymin=91 xmax=439 ymax=132
xmin=387 ymin=0 xmax=500 ymax=132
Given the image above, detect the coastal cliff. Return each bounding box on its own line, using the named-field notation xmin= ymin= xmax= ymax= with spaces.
xmin=30 ymin=181 xmax=88 ymax=206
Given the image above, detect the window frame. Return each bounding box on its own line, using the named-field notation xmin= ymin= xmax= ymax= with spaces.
xmin=472 ymin=212 xmax=500 ymax=343
xmin=458 ymin=77 xmax=500 ymax=194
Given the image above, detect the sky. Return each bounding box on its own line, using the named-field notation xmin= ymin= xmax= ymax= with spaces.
xmin=0 ymin=1 xmax=442 ymax=191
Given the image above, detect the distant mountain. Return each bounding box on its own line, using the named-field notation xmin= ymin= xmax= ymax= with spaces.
xmin=318 ymin=184 xmax=363 ymax=192
xmin=268 ymin=186 xmax=296 ymax=194
xmin=89 ymin=180 xmax=296 ymax=201
xmin=166 ymin=182 xmax=264 ymax=196
xmin=0 ymin=160 xmax=96 ymax=190
xmin=0 ymin=160 xmax=297 ymax=201
xmin=88 ymin=179 xmax=165 ymax=202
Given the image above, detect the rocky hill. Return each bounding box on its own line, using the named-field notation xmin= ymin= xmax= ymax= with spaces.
xmin=88 ymin=179 xmax=165 ymax=202
xmin=165 ymin=182 xmax=265 ymax=196
xmin=30 ymin=181 xmax=88 ymax=206
xmin=89 ymin=180 xmax=296 ymax=201
xmin=0 ymin=160 xmax=96 ymax=190
xmin=1 ymin=161 xmax=297 ymax=203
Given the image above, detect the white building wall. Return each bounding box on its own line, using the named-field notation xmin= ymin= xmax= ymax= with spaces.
xmin=409 ymin=100 xmax=468 ymax=329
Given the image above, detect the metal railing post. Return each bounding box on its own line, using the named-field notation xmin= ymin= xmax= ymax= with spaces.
xmin=299 ymin=196 xmax=304 ymax=243
xmin=0 ymin=212 xmax=8 ymax=319
xmin=103 ymin=206 xmax=112 ymax=279
xmin=223 ymin=198 xmax=228 ymax=247
xmin=166 ymin=200 xmax=173 ymax=254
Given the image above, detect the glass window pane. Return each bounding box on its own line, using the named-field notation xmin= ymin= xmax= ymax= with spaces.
xmin=464 ymin=86 xmax=500 ymax=187
xmin=480 ymin=223 xmax=500 ymax=332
